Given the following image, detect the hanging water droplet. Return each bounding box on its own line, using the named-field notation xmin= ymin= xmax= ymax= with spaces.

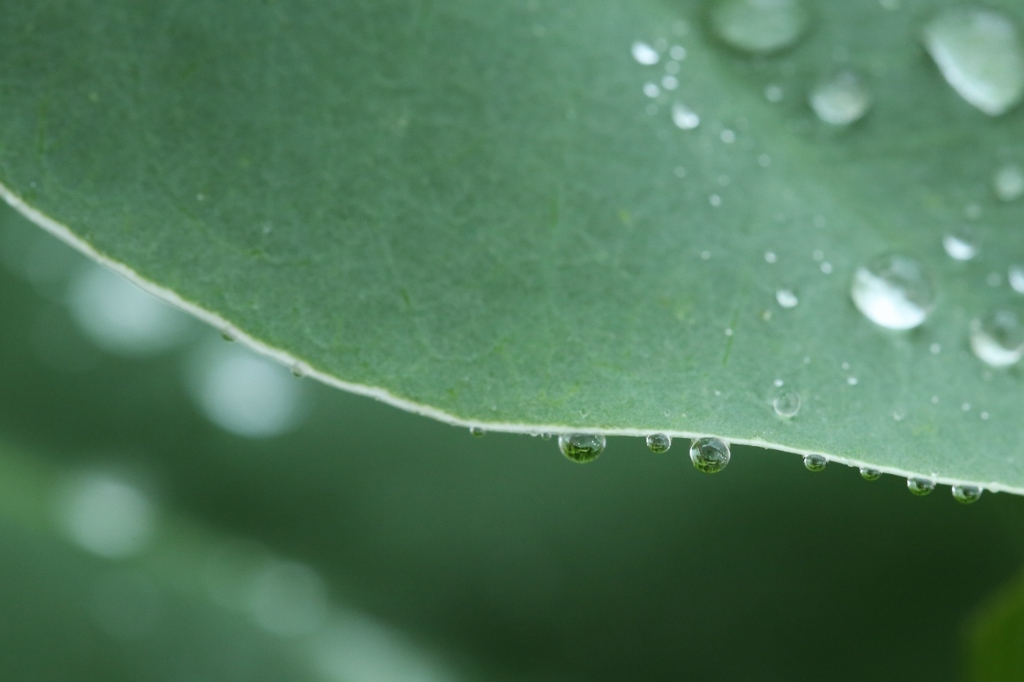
xmin=1010 ymin=265 xmax=1024 ymax=293
xmin=540 ymin=433 xmax=552 ymax=440
xmin=907 ymin=477 xmax=936 ymax=496
xmin=809 ymin=71 xmax=872 ymax=125
xmin=969 ymin=310 xmax=1024 ymax=367
xmin=558 ymin=434 xmax=606 ymax=463
xmin=689 ymin=437 xmax=731 ymax=474
xmin=469 ymin=427 xmax=485 ymax=438
xmin=994 ymin=162 xmax=1024 ymax=201
xmin=860 ymin=467 xmax=882 ymax=481
xmin=671 ymin=102 xmax=700 ymax=130
xmin=776 ymin=288 xmax=798 ymax=308
xmin=709 ymin=0 xmax=811 ymax=55
xmin=923 ymin=6 xmax=1024 ymax=116
xmin=952 ymin=485 xmax=982 ymax=504
xmin=772 ymin=389 xmax=801 ymax=418
xmin=646 ymin=433 xmax=672 ymax=453
xmin=851 ymin=254 xmax=934 ymax=330
xmin=942 ymin=228 xmax=978 ymax=261
xmin=631 ymin=41 xmax=660 ymax=65
xmin=290 ymin=364 xmax=305 ymax=378
xmin=803 ymin=454 xmax=827 ymax=472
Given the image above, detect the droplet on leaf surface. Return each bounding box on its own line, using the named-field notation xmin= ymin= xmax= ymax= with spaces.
xmin=850 ymin=254 xmax=933 ymax=330
xmin=803 ymin=454 xmax=827 ymax=472
xmin=558 ymin=434 xmax=606 ymax=463
xmin=631 ymin=41 xmax=660 ymax=65
xmin=907 ymin=477 xmax=936 ymax=496
xmin=772 ymin=389 xmax=801 ymax=418
xmin=709 ymin=0 xmax=811 ymax=55
xmin=810 ymin=71 xmax=872 ymax=125
xmin=994 ymin=162 xmax=1024 ymax=201
xmin=671 ymin=103 xmax=700 ymax=130
xmin=923 ymin=6 xmax=1024 ymax=116
xmin=689 ymin=437 xmax=731 ymax=474
xmin=952 ymin=485 xmax=983 ymax=504
xmin=969 ymin=310 xmax=1024 ymax=367
xmin=943 ymin=229 xmax=978 ymax=261
xmin=860 ymin=468 xmax=882 ymax=481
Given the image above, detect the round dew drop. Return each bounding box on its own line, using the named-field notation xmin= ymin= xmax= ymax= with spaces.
xmin=803 ymin=454 xmax=827 ymax=472
xmin=851 ymin=254 xmax=933 ymax=330
xmin=942 ymin=229 xmax=978 ymax=261
xmin=709 ymin=0 xmax=811 ymax=55
xmin=809 ymin=71 xmax=872 ymax=125
xmin=689 ymin=437 xmax=731 ymax=474
xmin=860 ymin=467 xmax=882 ymax=481
xmin=558 ymin=434 xmax=606 ymax=463
xmin=994 ymin=163 xmax=1024 ymax=201
xmin=631 ymin=41 xmax=660 ymax=65
xmin=776 ymin=289 xmax=798 ymax=309
xmin=952 ymin=485 xmax=983 ymax=504
xmin=646 ymin=433 xmax=672 ymax=453
xmin=969 ymin=310 xmax=1024 ymax=367
xmin=922 ymin=6 xmax=1024 ymax=116
xmin=772 ymin=389 xmax=801 ymax=418
xmin=672 ymin=103 xmax=700 ymax=130
xmin=907 ymin=477 xmax=936 ymax=496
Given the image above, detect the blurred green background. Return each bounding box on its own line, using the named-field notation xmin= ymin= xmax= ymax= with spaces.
xmin=0 ymin=201 xmax=1022 ymax=681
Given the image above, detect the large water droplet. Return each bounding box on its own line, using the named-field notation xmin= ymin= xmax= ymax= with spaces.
xmin=810 ymin=71 xmax=872 ymax=125
xmin=709 ymin=0 xmax=810 ymax=55
xmin=631 ymin=41 xmax=661 ymax=65
xmin=969 ymin=310 xmax=1024 ymax=367
xmin=558 ymin=434 xmax=606 ymax=463
xmin=860 ymin=467 xmax=882 ymax=481
xmin=907 ymin=477 xmax=936 ymax=496
xmin=803 ymin=454 xmax=827 ymax=472
xmin=689 ymin=437 xmax=731 ymax=474
xmin=772 ymin=389 xmax=801 ymax=418
xmin=952 ymin=485 xmax=983 ymax=504
xmin=646 ymin=433 xmax=672 ymax=453
xmin=923 ymin=6 xmax=1024 ymax=116
xmin=851 ymin=254 xmax=933 ymax=330
xmin=942 ymin=228 xmax=978 ymax=261
xmin=994 ymin=162 xmax=1024 ymax=201
xmin=672 ymin=102 xmax=700 ymax=130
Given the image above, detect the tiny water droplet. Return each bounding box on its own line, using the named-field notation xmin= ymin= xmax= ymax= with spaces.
xmin=952 ymin=485 xmax=982 ymax=504
xmin=860 ymin=467 xmax=882 ymax=481
xmin=671 ymin=103 xmax=700 ymax=130
xmin=812 ymin=250 xmax=824 ymax=261
xmin=1009 ymin=264 xmax=1024 ymax=293
xmin=841 ymin=362 xmax=850 ymax=370
xmin=765 ymin=251 xmax=778 ymax=264
xmin=709 ymin=0 xmax=811 ymax=55
xmin=820 ymin=262 xmax=833 ymax=274
xmin=810 ymin=71 xmax=873 ymax=125
xmin=558 ymin=434 xmax=606 ymax=463
xmin=847 ymin=376 xmax=858 ymax=386
xmin=291 ymin=364 xmax=305 ymax=378
xmin=646 ymin=433 xmax=672 ymax=453
xmin=643 ymin=82 xmax=660 ymax=98
xmin=670 ymin=45 xmax=687 ymax=60
xmin=540 ymin=433 xmax=552 ymax=440
xmin=994 ymin=162 xmax=1024 ymax=201
xmin=221 ymin=332 xmax=235 ymax=342
xmin=764 ymin=84 xmax=784 ymax=102
xmin=970 ymin=310 xmax=1024 ymax=367
xmin=775 ymin=288 xmax=798 ymax=308
xmin=662 ymin=75 xmax=679 ymax=90
xmin=720 ymin=129 xmax=737 ymax=143
xmin=689 ymin=437 xmax=731 ymax=474
xmin=469 ymin=427 xmax=485 ymax=438
xmin=773 ymin=379 xmax=785 ymax=387
xmin=923 ymin=6 xmax=1024 ymax=116
xmin=631 ymin=41 xmax=660 ymax=65
xmin=757 ymin=153 xmax=772 ymax=167
xmin=943 ymin=229 xmax=978 ymax=261
xmin=931 ymin=395 xmax=940 ymax=404
xmin=851 ymin=254 xmax=933 ymax=330
xmin=709 ymin=194 xmax=723 ymax=207
xmin=981 ymin=411 xmax=990 ymax=420
xmin=674 ymin=166 xmax=688 ymax=178
xmin=803 ymin=454 xmax=827 ymax=472
xmin=773 ymin=389 xmax=801 ymax=418
xmin=907 ymin=477 xmax=936 ymax=496
xmin=962 ymin=402 xmax=971 ymax=412
xmin=892 ymin=408 xmax=907 ymax=421
xmin=930 ymin=343 xmax=942 ymax=354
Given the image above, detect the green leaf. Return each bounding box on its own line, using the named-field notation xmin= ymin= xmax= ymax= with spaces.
xmin=2 ymin=0 xmax=1024 ymax=491
xmin=966 ymin=570 xmax=1024 ymax=681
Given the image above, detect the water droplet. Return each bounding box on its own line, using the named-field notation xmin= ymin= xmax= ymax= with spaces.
xmin=907 ymin=477 xmax=936 ymax=496
xmin=810 ymin=71 xmax=872 ymax=125
xmin=774 ymin=378 xmax=785 ymax=387
xmin=765 ymin=251 xmax=778 ymax=263
xmin=841 ymin=362 xmax=850 ymax=370
xmin=670 ymin=45 xmax=687 ymax=60
xmin=970 ymin=310 xmax=1024 ymax=367
xmin=662 ymin=75 xmax=679 ymax=90
xmin=540 ymin=433 xmax=552 ymax=440
xmin=773 ymin=389 xmax=801 ymax=418
xmin=776 ymin=288 xmax=799 ymax=308
xmin=943 ymin=228 xmax=978 ymax=261
xmin=892 ymin=408 xmax=907 ymax=421
xmin=820 ymin=262 xmax=833 ymax=275
xmin=962 ymin=402 xmax=972 ymax=412
xmin=631 ymin=41 xmax=660 ymax=65
xmin=981 ymin=411 xmax=990 ymax=420
xmin=709 ymin=0 xmax=811 ymax=55
xmin=764 ymin=84 xmax=784 ymax=102
xmin=558 ymin=434 xmax=606 ymax=463
xmin=860 ymin=467 xmax=882 ymax=481
xmin=847 ymin=376 xmax=858 ymax=386
xmin=803 ymin=454 xmax=827 ymax=472
xmin=221 ymin=332 xmax=236 ymax=342
xmin=1010 ymin=265 xmax=1024 ymax=293
xmin=689 ymin=437 xmax=731 ymax=474
xmin=643 ymin=82 xmax=660 ymax=98
xmin=720 ymin=129 xmax=737 ymax=143
xmin=923 ymin=6 xmax=1024 ymax=116
xmin=290 ymin=364 xmax=306 ymax=378
xmin=724 ymin=327 xmax=734 ymax=337
xmin=952 ymin=485 xmax=983 ymax=504
xmin=758 ymin=153 xmax=772 ymax=167
xmin=851 ymin=254 xmax=933 ymax=330
xmin=930 ymin=343 xmax=942 ymax=354
xmin=671 ymin=102 xmax=700 ymax=129
xmin=469 ymin=427 xmax=485 ymax=438
xmin=709 ymin=194 xmax=723 ymax=207
xmin=646 ymin=433 xmax=672 ymax=453
xmin=994 ymin=162 xmax=1024 ymax=201
xmin=674 ymin=166 xmax=688 ymax=178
